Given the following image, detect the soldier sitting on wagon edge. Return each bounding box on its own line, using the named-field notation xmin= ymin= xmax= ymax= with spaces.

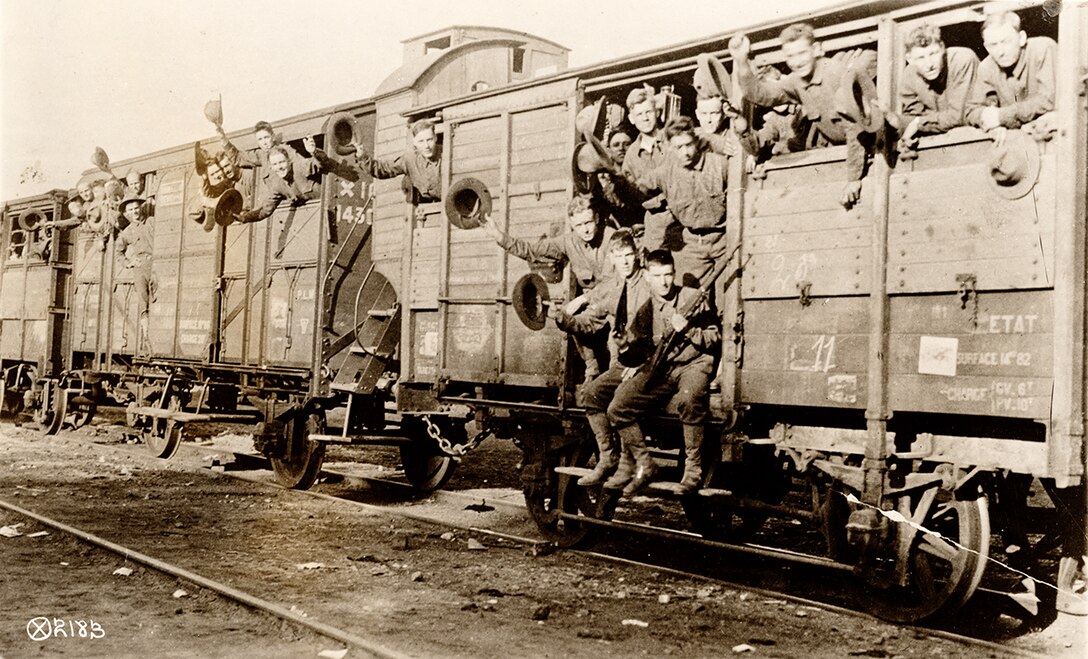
xmin=729 ymin=23 xmax=877 ymax=209
xmin=556 ymin=230 xmax=653 ymax=486
xmin=966 ymin=10 xmax=1057 ymax=144
xmin=600 ymin=250 xmax=721 ymax=496
xmin=479 ymin=194 xmax=616 ymax=379
xmin=897 ymin=23 xmax=980 ymax=146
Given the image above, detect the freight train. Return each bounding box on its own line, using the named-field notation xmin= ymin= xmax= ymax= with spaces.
xmin=2 ymin=0 xmax=1085 ymax=623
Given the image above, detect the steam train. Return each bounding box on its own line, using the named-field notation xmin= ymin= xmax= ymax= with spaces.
xmin=2 ymin=0 xmax=1085 ymax=623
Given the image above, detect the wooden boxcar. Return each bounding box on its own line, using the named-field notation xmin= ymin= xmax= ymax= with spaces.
xmin=373 ymin=0 xmax=1086 ymax=622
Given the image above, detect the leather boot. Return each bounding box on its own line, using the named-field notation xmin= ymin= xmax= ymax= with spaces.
xmin=603 ymin=445 xmax=634 ymax=490
xmin=578 ymin=413 xmax=619 ymax=486
xmin=677 ymin=424 xmax=705 ymax=495
xmin=619 ymin=424 xmax=657 ymax=496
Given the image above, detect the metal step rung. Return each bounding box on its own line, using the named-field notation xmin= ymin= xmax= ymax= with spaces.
xmin=645 ymin=481 xmax=688 ymax=495
xmin=366 ymin=308 xmax=397 ymax=319
xmin=554 ymin=466 xmax=593 ymax=477
xmin=698 ymin=487 xmax=735 ymax=497
xmin=329 ymin=382 xmax=360 ymax=392
xmin=348 ymin=345 xmax=392 ymax=360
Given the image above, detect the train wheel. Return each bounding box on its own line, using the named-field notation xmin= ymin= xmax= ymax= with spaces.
xmin=66 ymin=395 xmax=97 ymax=429
xmin=271 ymin=411 xmax=326 ymax=490
xmin=523 ymin=440 xmax=599 ymax=548
xmin=399 ymin=416 xmax=462 ymax=492
xmin=859 ymin=484 xmax=990 ymax=623
xmin=36 ymin=382 xmax=65 ymax=436
xmin=145 ymin=396 xmax=183 ymax=459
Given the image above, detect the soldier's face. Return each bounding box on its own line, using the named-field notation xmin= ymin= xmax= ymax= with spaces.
xmin=669 ymin=132 xmax=700 ymax=168
xmin=629 ymin=100 xmax=657 ymax=135
xmin=695 ymin=98 xmax=725 ymax=132
xmin=78 ymin=183 xmax=93 ymax=202
xmin=610 ymin=245 xmax=638 ymax=279
xmin=126 ymin=172 xmax=142 ymax=192
xmin=608 ymin=132 xmax=632 ymax=161
xmin=270 ymin=152 xmax=291 ymax=179
xmin=256 ymin=129 xmax=275 ymax=151
xmin=782 ymin=38 xmax=819 ymax=78
xmin=568 ymin=209 xmax=599 ymax=243
xmin=413 ymin=128 xmax=437 ymax=160
xmin=646 ymin=262 xmax=676 ymax=298
xmin=906 ymin=43 xmax=945 ymax=82
xmin=92 ymin=185 xmax=106 ymax=201
xmin=67 ymin=200 xmax=85 ymax=218
xmin=122 ymin=203 xmax=141 ymax=223
xmin=982 ymin=24 xmax=1027 ymax=70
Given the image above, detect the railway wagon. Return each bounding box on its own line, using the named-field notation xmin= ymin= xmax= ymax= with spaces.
xmin=376 ymin=0 xmax=1087 ymax=622
xmin=1 ymin=101 xmax=463 ymax=488
xmin=0 ymin=191 xmax=74 ymax=416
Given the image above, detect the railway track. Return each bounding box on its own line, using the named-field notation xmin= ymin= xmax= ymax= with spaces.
xmin=15 ymin=419 xmax=1066 ymax=658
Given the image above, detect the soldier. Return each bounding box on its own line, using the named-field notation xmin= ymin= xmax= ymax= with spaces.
xmin=236 ymin=139 xmax=334 ymax=225
xmin=637 ymin=117 xmax=729 ymax=287
xmin=189 ymin=137 xmax=244 ymax=231
xmin=479 ymin=194 xmax=616 ymax=379
xmin=966 ymin=10 xmax=1056 ymax=143
xmin=236 ymin=120 xmax=304 ymax=175
xmin=357 ymin=118 xmax=442 ymax=203
xmin=729 ymin=24 xmax=876 ymax=208
xmin=691 ymin=54 xmax=742 ymax=158
xmin=562 ymin=230 xmax=653 ymax=486
xmin=898 ymin=23 xmax=979 ymax=144
xmin=601 ymin=250 xmax=721 ymax=495
xmin=620 ymin=86 xmax=676 ymax=251
xmin=115 ymin=195 xmax=155 ymax=350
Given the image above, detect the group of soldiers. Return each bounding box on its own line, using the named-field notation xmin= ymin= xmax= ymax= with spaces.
xmin=39 ymin=9 xmax=1055 ymax=495
xmin=471 ymin=9 xmax=1057 ymax=497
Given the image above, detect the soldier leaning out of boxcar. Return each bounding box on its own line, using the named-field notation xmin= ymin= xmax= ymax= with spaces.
xmin=729 ymin=23 xmax=877 ymax=209
xmin=479 ymin=194 xmax=616 ymax=379
xmin=897 ymin=23 xmax=979 ymax=146
xmin=236 ymin=139 xmax=337 ymax=224
xmin=553 ymin=230 xmax=653 ymax=487
xmin=632 ymin=116 xmax=730 ymax=289
xmin=235 ymin=120 xmax=305 ymax=176
xmin=115 ymin=195 xmax=155 ymax=348
xmin=356 ymin=118 xmax=442 ymax=204
xmin=621 ymin=86 xmax=675 ymax=251
xmin=188 ymin=132 xmax=244 ymax=231
xmin=966 ymin=10 xmax=1057 ymax=145
xmin=595 ymin=249 xmax=721 ymax=496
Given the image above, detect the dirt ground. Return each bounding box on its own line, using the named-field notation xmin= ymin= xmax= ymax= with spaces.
xmin=1 ymin=420 xmax=1083 ymax=658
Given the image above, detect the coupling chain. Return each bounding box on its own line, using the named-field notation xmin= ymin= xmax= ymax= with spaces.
xmin=423 ymin=414 xmax=492 ymax=457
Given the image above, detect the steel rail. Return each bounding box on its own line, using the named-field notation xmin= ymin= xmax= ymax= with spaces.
xmin=0 ymin=497 xmax=415 ymax=659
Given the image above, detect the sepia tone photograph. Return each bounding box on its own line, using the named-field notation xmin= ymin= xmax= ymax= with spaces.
xmin=1 ymin=0 xmax=1086 ymax=656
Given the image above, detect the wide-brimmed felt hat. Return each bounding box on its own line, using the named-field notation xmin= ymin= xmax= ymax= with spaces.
xmin=92 ymin=146 xmax=111 ymax=173
xmin=571 ymin=135 xmax=619 ymax=177
xmin=118 ymin=194 xmax=145 ymax=213
xmin=576 ymin=99 xmax=626 ymax=142
xmin=987 ymin=130 xmax=1040 ymax=200
xmin=693 ymin=53 xmax=732 ymax=104
xmin=445 ymin=177 xmax=492 ymax=230
xmin=212 ymin=188 xmax=244 ymax=230
xmin=204 ymin=96 xmax=223 ymax=126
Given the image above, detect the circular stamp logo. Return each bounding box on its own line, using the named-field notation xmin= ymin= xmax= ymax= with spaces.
xmin=26 ymin=617 xmax=52 ymax=641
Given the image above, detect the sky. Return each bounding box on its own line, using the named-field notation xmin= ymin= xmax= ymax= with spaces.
xmin=0 ymin=0 xmax=844 ymax=201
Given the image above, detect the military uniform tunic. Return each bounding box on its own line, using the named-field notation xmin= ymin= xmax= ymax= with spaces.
xmin=966 ymin=37 xmax=1057 ymax=129
xmin=899 ymin=47 xmax=980 ymax=135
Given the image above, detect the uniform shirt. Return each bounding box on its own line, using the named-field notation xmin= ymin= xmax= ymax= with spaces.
xmin=899 ymin=47 xmax=979 ymax=134
xmin=237 ymin=143 xmax=305 ymax=177
xmin=643 ymin=149 xmax=728 ymax=231
xmin=560 ymin=271 xmax=653 ymax=337
xmin=635 ymin=285 xmax=721 ymax=366
xmin=736 ymin=52 xmax=874 ymax=180
xmin=239 ymin=154 xmax=322 ymax=223
xmin=116 ymin=218 xmax=153 ymax=269
xmin=498 ymin=225 xmax=616 ymax=291
xmin=368 ymin=147 xmax=442 ymax=202
xmin=966 ymin=37 xmax=1056 ymax=129
xmin=621 ymin=132 xmax=670 ymax=213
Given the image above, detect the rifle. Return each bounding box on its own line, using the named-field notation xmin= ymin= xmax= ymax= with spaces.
xmin=643 ymin=245 xmax=747 ymax=382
